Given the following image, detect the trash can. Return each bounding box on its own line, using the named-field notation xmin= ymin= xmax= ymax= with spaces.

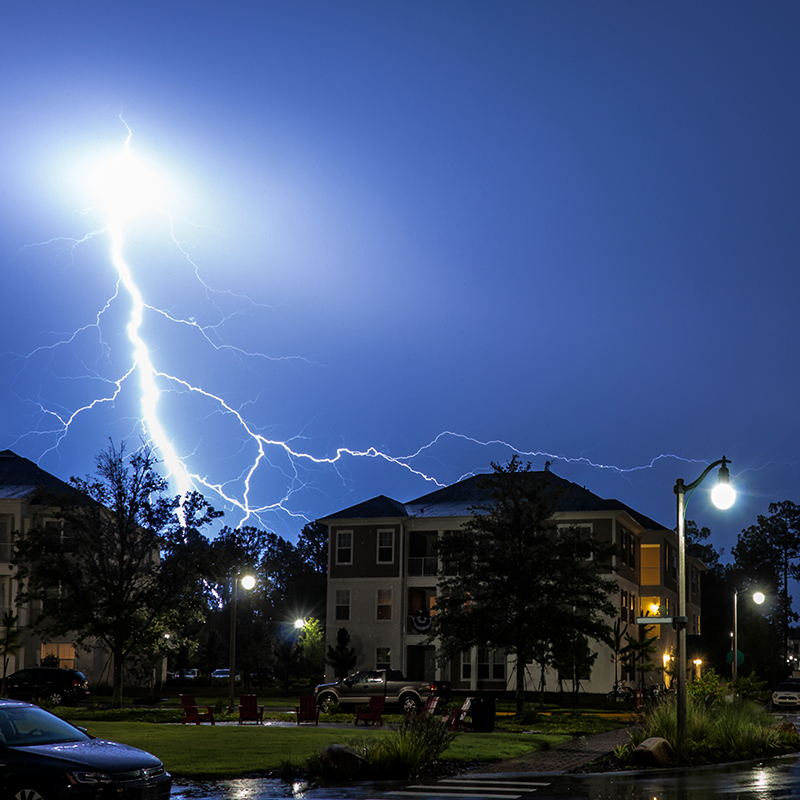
xmin=469 ymin=696 xmax=495 ymax=732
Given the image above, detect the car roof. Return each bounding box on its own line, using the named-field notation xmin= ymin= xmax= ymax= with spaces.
xmin=0 ymin=697 xmax=38 ymax=710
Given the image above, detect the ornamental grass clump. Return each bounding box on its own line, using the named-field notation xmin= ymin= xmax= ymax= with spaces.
xmin=359 ymin=712 xmax=457 ymax=779
xmin=638 ymin=693 xmax=797 ymax=766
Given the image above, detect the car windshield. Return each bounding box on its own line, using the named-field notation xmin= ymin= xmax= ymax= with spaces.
xmin=0 ymin=706 xmax=90 ymax=746
xmin=777 ymin=683 xmax=800 ymax=692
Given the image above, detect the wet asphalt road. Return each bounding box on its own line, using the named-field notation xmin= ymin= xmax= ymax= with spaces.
xmin=171 ymin=753 xmax=800 ymax=800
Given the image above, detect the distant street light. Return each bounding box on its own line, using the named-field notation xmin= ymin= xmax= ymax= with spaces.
xmin=228 ymin=573 xmax=256 ymax=712
xmin=732 ymin=587 xmax=765 ymax=682
xmin=675 ymin=457 xmax=736 ymax=750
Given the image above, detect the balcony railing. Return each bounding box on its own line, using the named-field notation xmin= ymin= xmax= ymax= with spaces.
xmin=407 ymin=556 xmax=438 ymax=577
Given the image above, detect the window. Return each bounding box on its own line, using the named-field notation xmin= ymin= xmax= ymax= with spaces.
xmin=640 ymin=544 xmax=660 ymax=585
xmin=0 ymin=517 xmax=12 ymax=563
xmin=335 ymin=589 xmax=350 ymax=621
xmin=621 ymin=589 xmax=629 ymax=622
xmin=376 ymin=648 xmax=391 ymax=670
xmin=377 ymin=588 xmax=392 ymax=620
xmin=461 ymin=651 xmax=472 ymax=680
xmin=41 ymin=643 xmax=76 ymax=669
xmin=691 ymin=566 xmax=700 ymax=595
xmin=619 ymin=526 xmax=635 ymax=568
xmin=377 ymin=529 xmax=394 ymax=564
xmin=336 ymin=531 xmax=353 ymax=565
xmin=477 ymin=648 xmax=506 ymax=680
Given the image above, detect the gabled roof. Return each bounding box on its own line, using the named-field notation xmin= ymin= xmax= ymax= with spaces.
xmin=324 ymin=494 xmax=409 ymax=520
xmin=321 ymin=469 xmax=670 ymax=531
xmin=0 ymin=450 xmax=75 ymax=501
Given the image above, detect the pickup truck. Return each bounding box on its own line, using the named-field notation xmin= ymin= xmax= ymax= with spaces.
xmin=314 ymin=668 xmax=451 ymax=713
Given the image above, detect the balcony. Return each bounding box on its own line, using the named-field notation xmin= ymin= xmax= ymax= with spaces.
xmin=407 ymin=556 xmax=438 ymax=577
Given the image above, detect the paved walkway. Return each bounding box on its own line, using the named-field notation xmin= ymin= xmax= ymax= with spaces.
xmin=470 ymin=725 xmax=639 ymax=774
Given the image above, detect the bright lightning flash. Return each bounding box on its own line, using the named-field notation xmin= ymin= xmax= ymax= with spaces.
xmin=9 ymin=119 xmax=751 ymax=531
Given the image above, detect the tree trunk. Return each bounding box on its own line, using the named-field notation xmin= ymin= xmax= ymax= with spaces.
xmin=515 ymin=651 xmax=526 ymax=716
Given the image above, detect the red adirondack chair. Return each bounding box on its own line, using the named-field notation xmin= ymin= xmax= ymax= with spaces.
xmin=354 ymin=696 xmax=385 ymax=726
xmin=444 ymin=697 xmax=472 ymax=731
xmin=180 ymin=694 xmax=215 ymax=725
xmin=238 ymin=694 xmax=264 ymax=724
xmin=295 ymin=695 xmax=320 ymax=725
xmin=406 ymin=694 xmax=438 ymax=721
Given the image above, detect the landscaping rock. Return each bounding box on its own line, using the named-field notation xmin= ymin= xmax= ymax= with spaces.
xmin=632 ymin=737 xmax=674 ymax=767
xmin=320 ymin=744 xmax=368 ymax=779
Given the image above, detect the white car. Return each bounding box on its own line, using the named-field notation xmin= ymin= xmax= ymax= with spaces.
xmin=772 ymin=681 xmax=800 ymax=709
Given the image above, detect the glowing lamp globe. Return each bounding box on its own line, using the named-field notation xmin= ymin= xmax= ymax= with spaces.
xmin=753 ymin=591 xmax=765 ymax=605
xmin=294 ymin=619 xmax=305 ymax=630
xmin=241 ymin=575 xmax=256 ymax=591
xmin=711 ymin=482 xmax=736 ymax=510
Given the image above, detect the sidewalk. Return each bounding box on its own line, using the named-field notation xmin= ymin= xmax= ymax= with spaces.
xmin=469 ymin=725 xmax=638 ymax=774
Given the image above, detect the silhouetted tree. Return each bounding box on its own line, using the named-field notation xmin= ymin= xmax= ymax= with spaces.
xmin=14 ymin=441 xmax=220 ymax=707
xmin=733 ymin=501 xmax=800 ymax=665
xmin=326 ymin=627 xmax=357 ymax=679
xmin=434 ymin=457 xmax=617 ymax=715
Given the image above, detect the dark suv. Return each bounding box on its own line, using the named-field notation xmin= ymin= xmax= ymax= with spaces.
xmin=4 ymin=667 xmax=89 ymax=705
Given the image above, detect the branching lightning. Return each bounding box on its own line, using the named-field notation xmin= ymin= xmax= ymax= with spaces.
xmin=6 ymin=119 xmax=754 ymax=531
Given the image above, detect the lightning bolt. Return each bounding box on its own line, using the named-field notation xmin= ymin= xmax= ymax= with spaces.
xmin=5 ymin=119 xmax=761 ymax=531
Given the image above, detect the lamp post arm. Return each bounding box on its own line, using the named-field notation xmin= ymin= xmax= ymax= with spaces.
xmin=675 ymin=458 xmax=728 ymax=507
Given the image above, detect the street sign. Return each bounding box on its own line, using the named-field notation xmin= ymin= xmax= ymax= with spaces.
xmin=726 ymin=649 xmax=744 ymax=667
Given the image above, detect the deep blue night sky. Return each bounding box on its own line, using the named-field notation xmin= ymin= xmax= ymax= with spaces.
xmin=2 ymin=3 xmax=800 ymax=574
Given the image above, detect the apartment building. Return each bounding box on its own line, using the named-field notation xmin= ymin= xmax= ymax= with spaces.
xmin=318 ymin=469 xmax=704 ymax=694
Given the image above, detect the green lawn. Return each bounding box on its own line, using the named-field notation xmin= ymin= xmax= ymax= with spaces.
xmin=78 ymin=721 xmax=568 ymax=779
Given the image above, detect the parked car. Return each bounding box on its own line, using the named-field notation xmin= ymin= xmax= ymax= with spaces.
xmin=4 ymin=668 xmax=89 ymax=706
xmin=0 ymin=696 xmax=171 ymax=800
xmin=772 ymin=681 xmax=800 ymax=709
xmin=171 ymin=669 xmax=199 ymax=680
xmin=314 ymin=668 xmax=451 ymax=713
xmin=210 ymin=669 xmax=241 ymax=682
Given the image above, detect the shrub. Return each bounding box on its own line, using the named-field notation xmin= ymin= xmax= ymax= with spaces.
xmin=731 ymin=673 xmax=769 ymax=703
xmin=688 ymin=668 xmax=726 ymax=708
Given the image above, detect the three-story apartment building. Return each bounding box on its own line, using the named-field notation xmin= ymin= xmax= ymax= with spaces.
xmin=319 ymin=468 xmax=704 ymax=694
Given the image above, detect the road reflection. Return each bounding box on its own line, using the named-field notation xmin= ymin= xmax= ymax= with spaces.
xmin=172 ymin=753 xmax=800 ymax=800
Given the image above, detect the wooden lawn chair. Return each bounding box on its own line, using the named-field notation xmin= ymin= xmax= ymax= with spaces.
xmin=295 ymin=695 xmax=320 ymax=725
xmin=180 ymin=694 xmax=215 ymax=725
xmin=406 ymin=694 xmax=438 ymax=721
xmin=354 ymin=696 xmax=385 ymax=726
xmin=238 ymin=694 xmax=264 ymax=724
xmin=445 ymin=697 xmax=472 ymax=731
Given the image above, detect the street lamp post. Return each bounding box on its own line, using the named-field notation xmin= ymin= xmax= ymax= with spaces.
xmin=228 ymin=573 xmax=256 ymax=713
xmin=732 ymin=588 xmax=765 ymax=682
xmin=674 ymin=456 xmax=736 ymax=750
